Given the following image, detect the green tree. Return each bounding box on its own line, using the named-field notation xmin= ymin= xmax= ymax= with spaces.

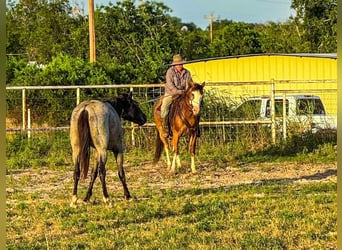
xmin=95 ymin=0 xmax=183 ymax=83
xmin=257 ymin=21 xmax=303 ymax=53
xmin=178 ymin=27 xmax=210 ymax=60
xmin=208 ymin=21 xmax=262 ymax=57
xmin=6 ymin=0 xmax=337 ymax=87
xmin=291 ymin=0 xmax=337 ymax=52
xmin=6 ymin=0 xmax=87 ymax=63
xmin=6 ymin=54 xmax=112 ymax=125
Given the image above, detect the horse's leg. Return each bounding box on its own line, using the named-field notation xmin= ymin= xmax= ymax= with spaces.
xmin=160 ymin=135 xmax=171 ymax=168
xmin=114 ymin=150 xmax=131 ymax=200
xmin=83 ymin=150 xmax=102 ymax=202
xmin=164 ymin=147 xmax=171 ymax=168
xmin=170 ymin=133 xmax=181 ymax=172
xmin=157 ymin=124 xmax=171 ymax=168
xmin=189 ymin=133 xmax=198 ymax=173
xmin=97 ymin=151 xmax=111 ymax=205
xmin=71 ymin=152 xmax=80 ymax=207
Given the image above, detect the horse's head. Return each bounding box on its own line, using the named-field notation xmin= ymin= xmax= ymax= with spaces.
xmin=117 ymin=92 xmax=147 ymax=126
xmin=186 ymin=81 xmax=205 ymax=116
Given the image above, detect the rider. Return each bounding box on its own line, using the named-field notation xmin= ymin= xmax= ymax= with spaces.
xmin=160 ymin=54 xmax=193 ymax=136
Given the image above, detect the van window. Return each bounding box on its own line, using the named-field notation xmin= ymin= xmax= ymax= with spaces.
xmin=296 ymin=98 xmax=325 ymax=115
xmin=266 ymin=99 xmax=289 ymax=118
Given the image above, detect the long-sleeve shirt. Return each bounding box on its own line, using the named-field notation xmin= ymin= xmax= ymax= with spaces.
xmin=164 ymin=66 xmax=192 ymax=96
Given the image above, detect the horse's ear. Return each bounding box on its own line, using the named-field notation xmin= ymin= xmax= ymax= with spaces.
xmin=128 ymin=91 xmax=133 ymax=99
xmin=201 ymin=82 xmax=206 ymax=87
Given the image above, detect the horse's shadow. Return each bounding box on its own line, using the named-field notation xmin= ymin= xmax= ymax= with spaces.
xmin=178 ymin=168 xmax=337 ymax=198
xmin=292 ymin=168 xmax=336 ymax=182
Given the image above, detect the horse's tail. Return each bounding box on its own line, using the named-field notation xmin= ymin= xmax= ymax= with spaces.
xmin=153 ymin=130 xmax=164 ymax=166
xmin=78 ymin=109 xmax=91 ymax=180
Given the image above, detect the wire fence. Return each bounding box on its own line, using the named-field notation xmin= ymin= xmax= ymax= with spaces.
xmin=6 ymin=79 xmax=337 ymax=145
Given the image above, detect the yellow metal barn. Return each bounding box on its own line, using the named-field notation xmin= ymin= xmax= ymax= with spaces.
xmin=184 ymin=53 xmax=337 ymax=114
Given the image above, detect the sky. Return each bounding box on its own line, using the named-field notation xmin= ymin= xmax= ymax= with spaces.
xmin=81 ymin=0 xmax=295 ymax=29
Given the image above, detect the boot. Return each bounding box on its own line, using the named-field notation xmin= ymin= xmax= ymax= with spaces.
xmin=197 ymin=126 xmax=201 ymax=137
xmin=160 ymin=117 xmax=169 ymax=137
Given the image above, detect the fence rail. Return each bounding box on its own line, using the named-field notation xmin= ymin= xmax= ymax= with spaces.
xmin=6 ymin=79 xmax=337 ymax=144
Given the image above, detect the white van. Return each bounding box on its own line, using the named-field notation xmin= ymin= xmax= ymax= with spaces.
xmin=233 ymin=95 xmax=337 ymax=133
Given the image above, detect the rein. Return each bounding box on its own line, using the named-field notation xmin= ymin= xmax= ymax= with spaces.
xmin=172 ymin=91 xmax=199 ymax=131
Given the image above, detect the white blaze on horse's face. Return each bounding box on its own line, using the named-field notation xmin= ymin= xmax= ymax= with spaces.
xmin=190 ymin=90 xmax=203 ymax=116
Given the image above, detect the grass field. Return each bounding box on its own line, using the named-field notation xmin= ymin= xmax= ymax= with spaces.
xmin=6 ymin=130 xmax=337 ymax=249
xmin=6 ymin=160 xmax=336 ymax=249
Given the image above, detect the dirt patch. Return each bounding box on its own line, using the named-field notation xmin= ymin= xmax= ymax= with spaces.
xmin=126 ymin=161 xmax=337 ymax=191
xmin=6 ymin=161 xmax=337 ymax=200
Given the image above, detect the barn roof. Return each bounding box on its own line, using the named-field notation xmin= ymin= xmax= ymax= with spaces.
xmin=184 ymin=53 xmax=337 ymax=64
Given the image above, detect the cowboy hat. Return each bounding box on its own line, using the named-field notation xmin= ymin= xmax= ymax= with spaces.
xmin=171 ymin=54 xmax=186 ymax=65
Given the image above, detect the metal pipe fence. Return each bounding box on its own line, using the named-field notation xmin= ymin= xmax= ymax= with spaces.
xmin=6 ymin=79 xmax=337 ymax=145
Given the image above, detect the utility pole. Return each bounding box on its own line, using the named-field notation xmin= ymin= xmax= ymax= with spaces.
xmin=204 ymin=13 xmax=219 ymax=42
xmin=88 ymin=0 xmax=96 ymax=62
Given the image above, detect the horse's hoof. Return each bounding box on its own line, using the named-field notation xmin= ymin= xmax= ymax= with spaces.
xmin=169 ymin=169 xmax=177 ymax=176
xmin=125 ymin=195 xmax=133 ymax=201
xmin=126 ymin=196 xmax=137 ymax=202
xmin=70 ymin=195 xmax=78 ymax=207
xmin=70 ymin=199 xmax=87 ymax=207
xmin=103 ymin=197 xmax=112 ymax=207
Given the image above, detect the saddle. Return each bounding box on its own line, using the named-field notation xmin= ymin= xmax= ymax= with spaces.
xmin=155 ymin=94 xmax=200 ymax=137
xmin=155 ymin=97 xmax=163 ymax=113
xmin=155 ymin=95 xmax=181 ymax=113
xmin=155 ymin=96 xmax=177 ymax=137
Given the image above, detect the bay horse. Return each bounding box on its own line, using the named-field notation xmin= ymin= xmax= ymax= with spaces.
xmin=153 ymin=81 xmax=205 ymax=173
xmin=69 ymin=92 xmax=147 ymax=207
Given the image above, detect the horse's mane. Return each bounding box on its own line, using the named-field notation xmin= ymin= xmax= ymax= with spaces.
xmin=192 ymin=83 xmax=204 ymax=93
xmin=104 ymin=98 xmax=122 ymax=115
xmin=168 ymin=83 xmax=203 ymax=126
xmin=104 ymin=93 xmax=141 ymax=120
xmin=172 ymin=82 xmax=204 ymax=106
xmin=168 ymin=91 xmax=187 ymax=121
xmin=104 ymin=93 xmax=129 ymax=114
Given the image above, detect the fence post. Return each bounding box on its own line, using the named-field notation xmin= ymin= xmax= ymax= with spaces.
xmin=271 ymin=79 xmax=276 ymax=144
xmin=22 ymin=88 xmax=26 ymax=131
xmin=27 ymin=109 xmax=31 ymax=139
xmin=76 ymin=87 xmax=80 ymax=105
xmin=282 ymin=93 xmax=287 ymax=140
xmin=130 ymin=86 xmax=135 ymax=146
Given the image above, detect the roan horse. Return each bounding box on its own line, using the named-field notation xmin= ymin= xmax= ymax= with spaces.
xmin=70 ymin=92 xmax=147 ymax=207
xmin=153 ymin=81 xmax=205 ymax=173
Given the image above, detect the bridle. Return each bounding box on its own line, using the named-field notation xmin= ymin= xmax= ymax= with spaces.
xmin=190 ymin=95 xmax=202 ymax=112
xmin=175 ymin=87 xmax=203 ymax=131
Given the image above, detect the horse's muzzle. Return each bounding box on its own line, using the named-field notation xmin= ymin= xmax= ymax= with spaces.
xmin=138 ymin=113 xmax=147 ymax=126
xmin=137 ymin=120 xmax=146 ymax=126
xmin=122 ymin=112 xmax=147 ymax=126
